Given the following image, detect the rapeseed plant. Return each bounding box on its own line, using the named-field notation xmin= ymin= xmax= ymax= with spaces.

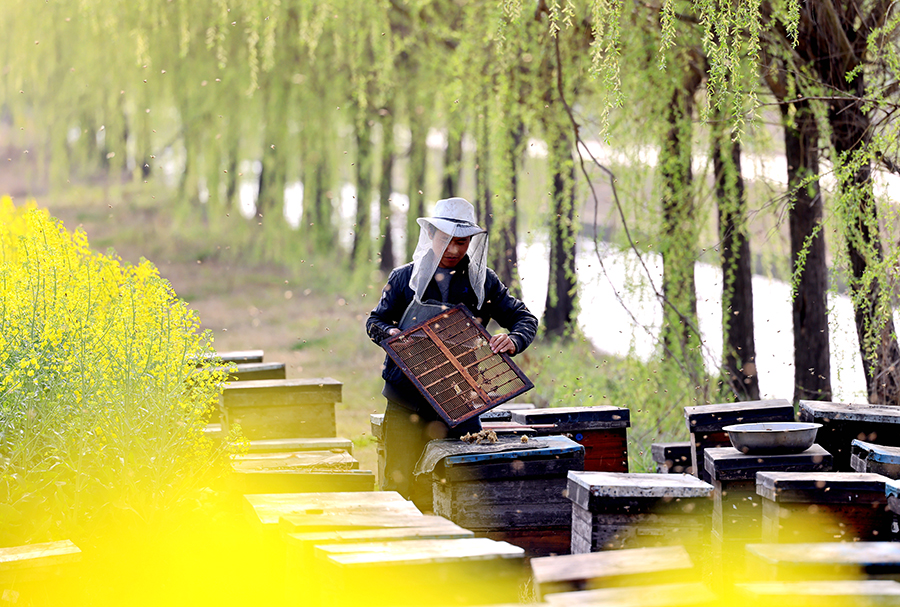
xmin=0 ymin=196 xmax=231 ymax=545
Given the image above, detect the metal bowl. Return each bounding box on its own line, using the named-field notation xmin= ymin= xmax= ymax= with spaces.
xmin=722 ymin=421 xmax=822 ymax=455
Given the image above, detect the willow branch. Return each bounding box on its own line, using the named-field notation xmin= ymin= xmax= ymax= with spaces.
xmin=551 ymin=32 xmax=714 ymax=391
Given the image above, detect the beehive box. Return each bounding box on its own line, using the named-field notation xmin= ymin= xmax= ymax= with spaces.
xmin=705 ymin=444 xmax=832 ymax=541
xmin=566 ymin=472 xmax=713 ymax=553
xmin=704 ymin=445 xmax=832 ymax=588
xmin=683 ymin=399 xmax=795 ymax=483
xmin=430 ymin=435 xmax=584 ymax=555
xmin=510 ymin=406 xmax=629 ymax=472
xmin=745 ymin=541 xmax=900 ymax=582
xmin=756 ymin=471 xmax=894 ymax=542
xmin=220 ymin=378 xmax=340 ymax=440
xmin=651 ymin=442 xmax=693 ymax=474
xmin=850 ymin=440 xmax=900 ymax=479
xmin=799 ymin=400 xmax=900 ymax=471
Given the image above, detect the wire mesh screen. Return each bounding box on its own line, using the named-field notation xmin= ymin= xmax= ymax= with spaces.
xmin=381 ymin=304 xmax=534 ymax=427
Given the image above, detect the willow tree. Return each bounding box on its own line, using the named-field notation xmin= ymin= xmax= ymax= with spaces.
xmin=802 ymin=1 xmax=900 ymax=404
xmin=760 ymin=12 xmax=832 ymax=403
xmin=532 ymin=5 xmax=585 ymax=338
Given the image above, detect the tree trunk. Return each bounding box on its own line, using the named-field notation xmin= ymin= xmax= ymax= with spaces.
xmin=493 ymin=120 xmax=524 ymax=296
xmin=829 ymin=96 xmax=900 ymax=404
xmin=352 ymin=115 xmax=374 ymax=266
xmin=257 ymin=81 xmax=288 ymax=223
xmin=807 ymin=1 xmax=900 ymax=404
xmin=406 ymin=106 xmax=428 ymax=261
xmin=714 ymin=129 xmax=760 ymax=401
xmin=542 ymin=113 xmax=577 ymax=337
xmin=442 ymin=117 xmax=463 ymax=199
xmin=378 ymin=107 xmax=396 ymax=273
xmin=781 ymin=100 xmax=832 ymax=402
xmin=659 ymin=60 xmax=704 ymax=375
xmin=474 ymin=103 xmax=492 ymax=234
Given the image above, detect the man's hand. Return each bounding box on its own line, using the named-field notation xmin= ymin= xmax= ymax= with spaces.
xmin=388 ymin=328 xmax=401 ymax=336
xmin=489 ymin=333 xmax=516 ymax=355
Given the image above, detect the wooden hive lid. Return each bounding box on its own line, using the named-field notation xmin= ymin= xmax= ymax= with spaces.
xmin=510 ymin=405 xmax=630 ymax=429
xmin=567 ymin=472 xmax=713 ymax=509
xmin=683 ymin=399 xmax=794 ymax=433
xmin=756 ymin=471 xmax=892 ymax=503
xmin=799 ymin=400 xmax=900 ymax=423
xmin=852 ymin=439 xmax=900 ymax=465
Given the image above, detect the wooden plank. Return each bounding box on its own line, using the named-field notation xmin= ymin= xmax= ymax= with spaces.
xmin=531 ymin=546 xmax=694 ymax=597
xmin=479 ymin=421 xmax=540 ymax=436
xmin=703 ymin=444 xmax=832 ymax=482
xmin=735 ymin=579 xmax=900 ymax=606
xmin=279 ymin=512 xmax=431 ymax=533
xmin=232 ymin=450 xmax=357 ymax=468
xmin=243 ymin=491 xmax=420 ymax=530
xmin=318 ymin=537 xmax=524 ymax=567
xmin=0 ymin=540 xmax=81 ymax=573
xmin=511 ymin=406 xmax=630 ymax=430
xmin=245 ymin=437 xmax=354 ymax=454
xmin=230 ymin=469 xmax=374 ymax=495
xmin=285 ymin=519 xmax=472 ymax=551
xmin=543 ymin=582 xmax=719 ymax=607
xmin=198 ymin=349 xmax=264 ymax=364
xmin=799 ymin=400 xmax=900 ymax=425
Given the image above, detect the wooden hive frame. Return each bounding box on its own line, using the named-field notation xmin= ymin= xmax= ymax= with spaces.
xmin=381 ymin=304 xmax=533 ymax=427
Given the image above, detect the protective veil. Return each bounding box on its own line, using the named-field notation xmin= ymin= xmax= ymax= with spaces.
xmin=408 ymin=197 xmax=489 ymax=309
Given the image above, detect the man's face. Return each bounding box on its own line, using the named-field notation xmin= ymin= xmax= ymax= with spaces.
xmin=438 ymin=235 xmax=471 ymax=268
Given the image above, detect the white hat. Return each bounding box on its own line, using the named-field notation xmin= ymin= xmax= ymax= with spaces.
xmin=409 ymin=197 xmax=489 ymax=308
xmin=416 ymin=197 xmax=486 ymax=238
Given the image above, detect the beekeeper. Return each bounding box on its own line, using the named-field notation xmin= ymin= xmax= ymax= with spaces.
xmin=366 ymin=197 xmax=538 ymax=499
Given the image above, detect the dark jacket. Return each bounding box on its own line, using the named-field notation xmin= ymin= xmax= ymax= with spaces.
xmin=366 ymin=256 xmax=538 ymax=410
